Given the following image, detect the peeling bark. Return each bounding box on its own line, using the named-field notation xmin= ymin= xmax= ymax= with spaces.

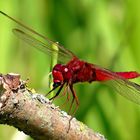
xmin=0 ymin=73 xmax=106 ymax=140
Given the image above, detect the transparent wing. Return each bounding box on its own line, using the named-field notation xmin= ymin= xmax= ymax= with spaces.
xmin=0 ymin=11 xmax=75 ymax=63
xmin=13 ymin=28 xmax=75 ymax=63
xmin=92 ymin=64 xmax=140 ymax=105
xmin=107 ymin=78 xmax=140 ymax=104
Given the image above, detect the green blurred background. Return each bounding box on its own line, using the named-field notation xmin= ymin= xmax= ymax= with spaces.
xmin=0 ymin=0 xmax=140 ymax=140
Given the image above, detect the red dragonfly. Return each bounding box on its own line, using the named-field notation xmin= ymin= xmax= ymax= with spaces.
xmin=1 ymin=11 xmax=140 ymax=114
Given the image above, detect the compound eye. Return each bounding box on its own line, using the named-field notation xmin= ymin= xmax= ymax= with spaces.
xmin=53 ymin=82 xmax=61 ymax=88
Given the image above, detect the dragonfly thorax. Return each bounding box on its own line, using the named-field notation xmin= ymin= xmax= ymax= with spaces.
xmin=52 ymin=64 xmax=72 ymax=85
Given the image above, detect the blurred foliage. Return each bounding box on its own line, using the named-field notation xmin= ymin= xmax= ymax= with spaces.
xmin=0 ymin=0 xmax=140 ymax=140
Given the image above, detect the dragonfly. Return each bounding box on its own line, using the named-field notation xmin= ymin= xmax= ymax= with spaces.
xmin=1 ymin=11 xmax=140 ymax=114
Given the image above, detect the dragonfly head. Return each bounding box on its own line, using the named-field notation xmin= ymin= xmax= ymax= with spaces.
xmin=52 ymin=64 xmax=72 ymax=88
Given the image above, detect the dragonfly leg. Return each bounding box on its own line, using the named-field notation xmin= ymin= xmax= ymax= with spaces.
xmin=66 ymin=85 xmax=79 ymax=133
xmin=49 ymin=84 xmax=64 ymax=100
xmin=55 ymin=83 xmax=68 ymax=99
xmin=67 ymin=95 xmax=75 ymax=133
xmin=67 ymin=86 xmax=71 ymax=101
xmin=45 ymin=85 xmax=59 ymax=97
xmin=68 ymin=94 xmax=75 ymax=114
xmin=69 ymin=85 xmax=79 ymax=115
xmin=59 ymin=86 xmax=71 ymax=108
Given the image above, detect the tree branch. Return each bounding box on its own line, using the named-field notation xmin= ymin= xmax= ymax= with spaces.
xmin=0 ymin=73 xmax=106 ymax=140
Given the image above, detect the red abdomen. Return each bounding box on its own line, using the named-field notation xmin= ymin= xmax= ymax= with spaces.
xmin=95 ymin=71 xmax=140 ymax=81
